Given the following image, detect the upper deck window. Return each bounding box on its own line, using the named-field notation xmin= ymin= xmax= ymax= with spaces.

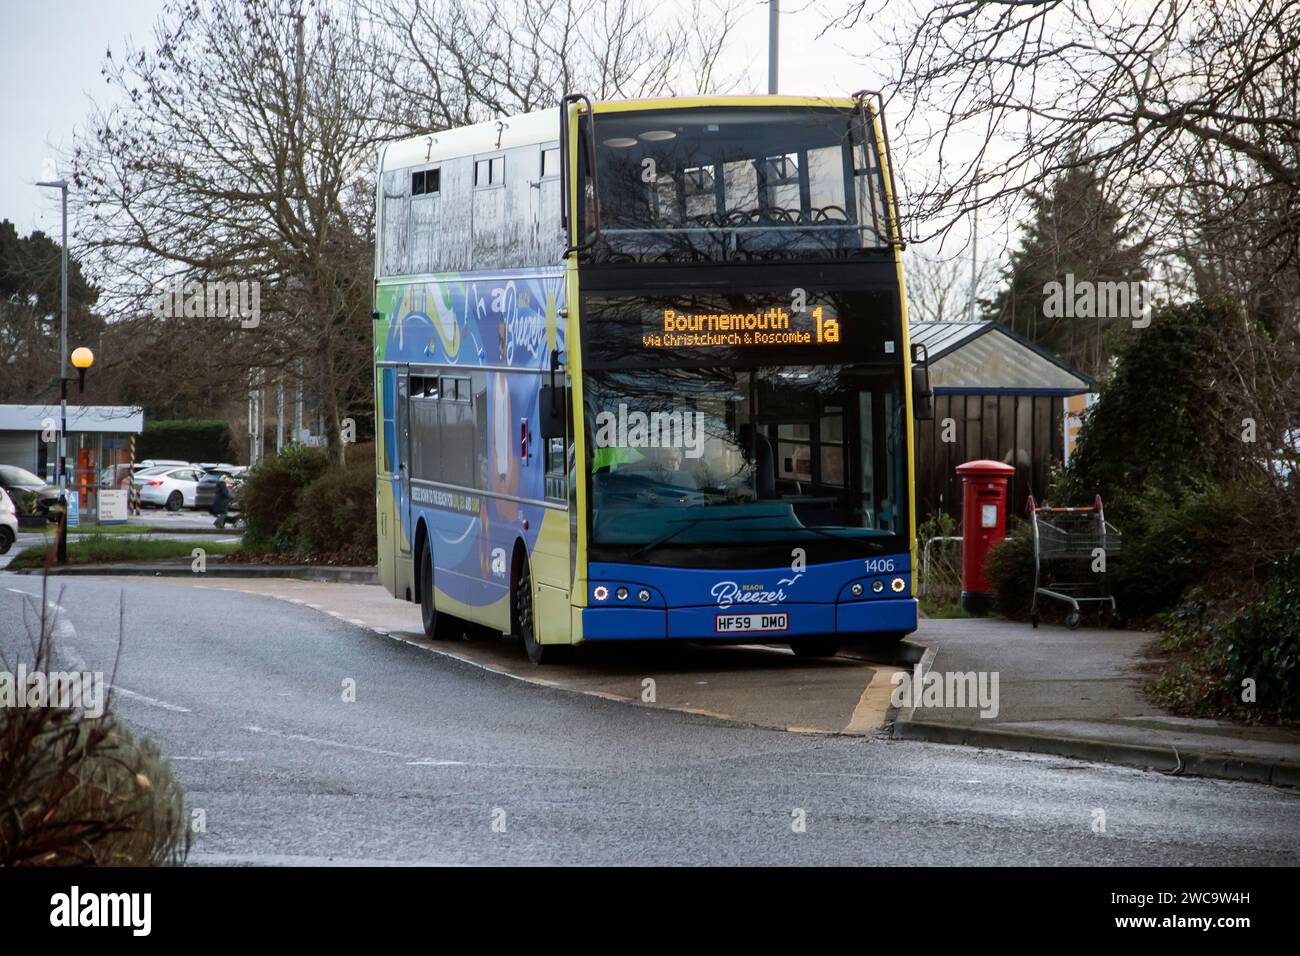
xmin=541 ymin=146 xmax=561 ymax=179
xmin=579 ymin=106 xmax=890 ymax=263
xmin=475 ymin=155 xmax=505 ymax=188
xmin=412 ymin=168 xmax=440 ymax=195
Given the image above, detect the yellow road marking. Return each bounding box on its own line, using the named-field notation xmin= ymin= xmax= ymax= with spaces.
xmin=843 ymin=665 xmax=901 ymax=735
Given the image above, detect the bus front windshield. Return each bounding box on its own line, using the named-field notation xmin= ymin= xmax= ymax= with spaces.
xmin=586 ymin=363 xmax=907 ymax=566
xmin=580 ymin=106 xmax=890 ymax=263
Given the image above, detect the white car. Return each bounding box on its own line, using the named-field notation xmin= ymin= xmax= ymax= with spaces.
xmin=0 ymin=486 xmax=17 ymax=554
xmin=132 ymin=466 xmax=205 ymax=511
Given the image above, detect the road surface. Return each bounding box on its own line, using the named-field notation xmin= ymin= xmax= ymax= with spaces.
xmin=2 ymin=573 xmax=1297 ymax=866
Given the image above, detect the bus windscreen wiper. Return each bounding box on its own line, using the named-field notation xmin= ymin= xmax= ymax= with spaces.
xmin=792 ymin=525 xmax=888 ymax=555
xmin=628 ymin=513 xmax=778 ymax=559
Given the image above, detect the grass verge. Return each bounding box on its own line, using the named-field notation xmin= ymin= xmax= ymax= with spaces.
xmin=8 ymin=536 xmax=240 ymax=570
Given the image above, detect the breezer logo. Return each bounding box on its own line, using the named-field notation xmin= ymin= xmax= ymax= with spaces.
xmin=50 ymin=886 xmax=151 ymax=936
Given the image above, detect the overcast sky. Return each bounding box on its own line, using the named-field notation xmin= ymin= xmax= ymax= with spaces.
xmin=0 ymin=0 xmax=169 ymax=236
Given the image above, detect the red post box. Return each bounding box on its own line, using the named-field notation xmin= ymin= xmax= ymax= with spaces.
xmin=956 ymin=459 xmax=1015 ymax=614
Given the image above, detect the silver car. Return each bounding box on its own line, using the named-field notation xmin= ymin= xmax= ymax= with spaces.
xmin=132 ymin=466 xmax=205 ymax=511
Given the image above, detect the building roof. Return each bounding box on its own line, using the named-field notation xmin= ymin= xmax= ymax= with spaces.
xmin=0 ymin=405 xmax=144 ymax=434
xmin=909 ymin=321 xmax=1094 ymax=395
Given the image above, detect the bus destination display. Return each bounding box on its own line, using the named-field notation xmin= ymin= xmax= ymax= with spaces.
xmin=645 ymin=306 xmax=841 ymax=351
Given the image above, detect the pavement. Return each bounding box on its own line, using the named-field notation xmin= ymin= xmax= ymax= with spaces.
xmin=897 ymin=615 xmax=1300 ymax=786
xmin=4 ymin=572 xmax=1298 ymax=865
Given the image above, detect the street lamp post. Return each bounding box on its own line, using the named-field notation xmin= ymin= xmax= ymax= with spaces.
xmin=54 ymin=347 xmax=95 ymax=564
xmin=768 ymin=0 xmax=779 ymax=94
xmin=36 ymin=178 xmax=69 ymax=486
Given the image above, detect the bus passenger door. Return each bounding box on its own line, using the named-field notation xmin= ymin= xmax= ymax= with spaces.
xmin=532 ymin=375 xmax=572 ymax=645
xmin=395 ymin=367 xmax=413 ymax=576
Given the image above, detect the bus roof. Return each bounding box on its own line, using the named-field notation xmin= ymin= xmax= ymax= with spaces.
xmin=378 ymin=95 xmax=864 ymax=174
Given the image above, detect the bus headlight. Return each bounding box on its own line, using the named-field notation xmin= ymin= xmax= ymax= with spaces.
xmin=616 ymin=586 xmax=629 ymax=601
xmin=593 ymin=585 xmax=609 ymax=602
xmin=850 ymin=582 xmax=864 ymax=597
xmin=637 ymin=589 xmax=651 ymax=603
xmin=891 ymin=577 xmax=907 ymax=593
xmin=871 ymin=580 xmax=885 ymax=593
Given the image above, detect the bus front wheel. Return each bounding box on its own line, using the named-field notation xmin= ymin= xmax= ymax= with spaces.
xmin=515 ymin=560 xmax=570 ymax=665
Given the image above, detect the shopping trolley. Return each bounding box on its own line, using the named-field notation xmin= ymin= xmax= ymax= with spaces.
xmin=1027 ymin=495 xmax=1122 ymax=629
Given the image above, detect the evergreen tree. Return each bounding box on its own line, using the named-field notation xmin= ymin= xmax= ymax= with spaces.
xmin=0 ymin=219 xmax=102 ymax=403
xmin=982 ymin=168 xmax=1147 ymax=376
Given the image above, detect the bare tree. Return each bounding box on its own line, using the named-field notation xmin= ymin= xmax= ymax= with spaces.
xmin=905 ymin=248 xmax=995 ymax=324
xmin=367 ymin=0 xmax=745 ymax=134
xmin=71 ymin=0 xmax=396 ymax=464
xmin=833 ymin=0 xmax=1300 ymax=311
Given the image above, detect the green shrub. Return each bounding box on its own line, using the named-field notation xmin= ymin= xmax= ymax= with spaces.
xmin=239 ymin=444 xmax=330 ymax=552
xmin=1056 ymin=302 xmax=1236 ymax=519
xmin=298 ymin=446 xmax=377 ymax=564
xmin=986 ymin=524 xmax=1036 ymax=618
xmin=1151 ymin=551 xmax=1300 ymax=724
xmin=1107 ymin=483 xmax=1249 ymax=620
xmin=139 ymin=419 xmax=235 ymax=463
xmin=1207 ymin=551 xmax=1300 ymax=722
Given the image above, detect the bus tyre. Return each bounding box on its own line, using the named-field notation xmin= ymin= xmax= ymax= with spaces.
xmin=420 ymin=544 xmax=449 ymax=640
xmin=791 ymin=638 xmax=840 ymax=658
xmin=515 ymin=560 xmax=569 ymax=665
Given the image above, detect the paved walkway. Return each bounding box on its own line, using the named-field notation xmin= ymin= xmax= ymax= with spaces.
xmin=898 ymin=615 xmax=1300 ymax=785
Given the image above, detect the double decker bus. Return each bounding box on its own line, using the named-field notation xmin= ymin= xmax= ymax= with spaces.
xmin=373 ymin=94 xmax=929 ymax=663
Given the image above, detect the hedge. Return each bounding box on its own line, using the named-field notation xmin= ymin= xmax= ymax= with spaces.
xmin=138 ymin=419 xmax=235 ymax=463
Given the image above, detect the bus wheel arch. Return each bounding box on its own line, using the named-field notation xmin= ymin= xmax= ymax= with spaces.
xmin=511 ymin=539 xmax=569 ymax=665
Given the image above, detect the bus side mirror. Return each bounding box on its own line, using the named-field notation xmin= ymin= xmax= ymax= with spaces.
xmin=538 ymin=385 xmax=567 ymax=439
xmin=911 ymin=343 xmax=933 ymax=420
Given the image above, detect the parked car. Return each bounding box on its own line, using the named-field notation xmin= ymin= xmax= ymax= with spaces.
xmin=195 ymin=465 xmax=247 ymax=511
xmin=0 ymin=487 xmax=18 ymax=553
xmin=0 ymin=464 xmax=61 ymax=516
xmin=132 ymin=465 xmax=206 ymax=511
xmin=133 ymin=459 xmax=191 ymax=473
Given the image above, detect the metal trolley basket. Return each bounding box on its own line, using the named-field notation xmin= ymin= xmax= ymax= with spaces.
xmin=1027 ymin=495 xmax=1122 ymax=630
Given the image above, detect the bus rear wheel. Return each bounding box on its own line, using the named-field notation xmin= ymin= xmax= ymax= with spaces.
xmin=791 ymin=637 xmax=841 ymax=658
xmin=515 ymin=560 xmax=569 ymax=665
xmin=419 ymin=543 xmax=450 ymax=640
